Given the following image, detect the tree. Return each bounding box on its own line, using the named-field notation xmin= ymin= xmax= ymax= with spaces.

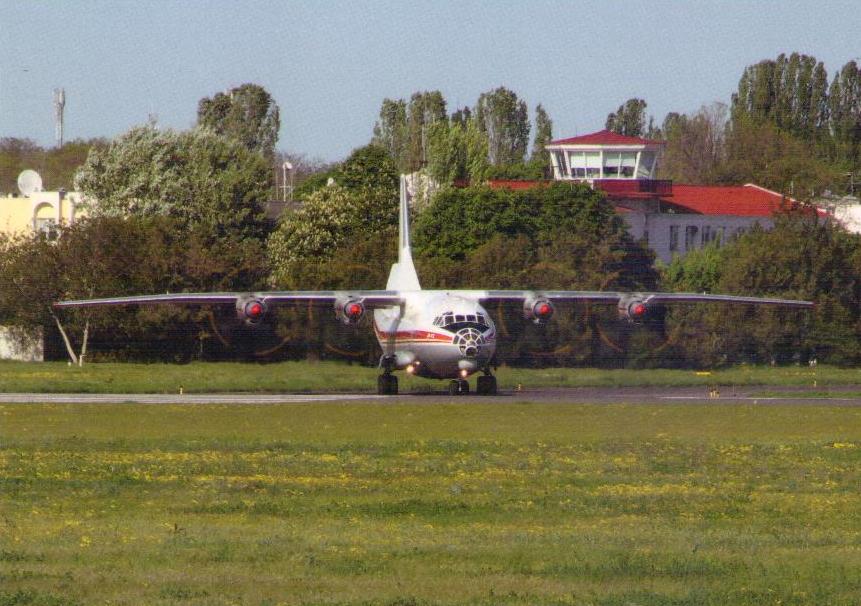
xmin=372 ymin=98 xmax=408 ymax=170
xmin=197 ymin=83 xmax=281 ymax=159
xmin=659 ymin=103 xmax=727 ymax=184
xmin=606 ymin=98 xmax=648 ymax=137
xmin=731 ymin=53 xmax=829 ymax=142
xmin=828 ymin=60 xmax=861 ymax=166
xmin=474 ymin=87 xmax=530 ymax=166
xmin=338 ymin=144 xmax=399 ymax=191
xmin=406 ymin=91 xmax=447 ymax=171
xmin=427 ymin=121 xmax=467 ymax=184
xmin=530 ymin=104 xmax=553 ymax=172
xmin=76 ymin=126 xmax=272 ymax=241
xmin=718 ymin=116 xmax=838 ymax=196
xmin=267 ymin=184 xmax=398 ymax=287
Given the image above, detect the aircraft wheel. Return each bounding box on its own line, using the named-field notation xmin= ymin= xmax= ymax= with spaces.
xmin=378 ymin=374 xmax=398 ymax=395
xmin=448 ymin=380 xmax=459 ymax=396
xmin=477 ymin=375 xmax=497 ymax=395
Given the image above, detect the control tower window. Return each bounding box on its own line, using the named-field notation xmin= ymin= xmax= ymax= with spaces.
xmin=620 ymin=152 xmax=637 ymax=177
xmin=603 ymin=152 xmax=620 ymax=177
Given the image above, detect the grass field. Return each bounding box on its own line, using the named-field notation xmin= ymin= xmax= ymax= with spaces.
xmin=1 ymin=360 xmax=859 ymax=393
xmin=4 ymin=401 xmax=861 ymax=605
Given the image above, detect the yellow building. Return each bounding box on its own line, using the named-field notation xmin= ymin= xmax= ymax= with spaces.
xmin=0 ymin=189 xmax=89 ymax=237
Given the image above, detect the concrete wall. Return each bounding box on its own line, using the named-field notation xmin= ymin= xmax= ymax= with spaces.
xmin=623 ymin=213 xmax=772 ymax=264
xmin=0 ymin=190 xmax=88 ymax=236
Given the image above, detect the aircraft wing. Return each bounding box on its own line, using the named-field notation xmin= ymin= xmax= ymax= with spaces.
xmin=465 ymin=289 xmax=813 ymax=322
xmin=53 ymin=291 xmax=404 ymax=310
xmin=473 ymin=290 xmax=814 ymax=308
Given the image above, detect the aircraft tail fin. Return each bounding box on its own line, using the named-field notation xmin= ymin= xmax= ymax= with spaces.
xmin=386 ymin=175 xmax=421 ymax=291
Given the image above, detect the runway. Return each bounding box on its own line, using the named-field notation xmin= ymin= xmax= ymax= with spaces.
xmin=0 ymin=385 xmax=859 ymax=405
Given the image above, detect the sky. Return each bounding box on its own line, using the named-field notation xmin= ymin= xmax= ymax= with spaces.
xmin=1 ymin=1 xmax=859 ymax=162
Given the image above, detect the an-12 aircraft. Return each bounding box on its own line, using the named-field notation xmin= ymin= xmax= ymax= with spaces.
xmin=55 ymin=179 xmax=813 ymax=395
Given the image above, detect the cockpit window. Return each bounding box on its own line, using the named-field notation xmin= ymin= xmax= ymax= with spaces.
xmin=433 ymin=310 xmax=490 ymax=333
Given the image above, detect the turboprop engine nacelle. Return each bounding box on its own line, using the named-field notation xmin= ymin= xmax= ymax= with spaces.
xmin=237 ymin=296 xmax=268 ymax=325
xmin=618 ymin=295 xmax=650 ymax=324
xmin=335 ymin=296 xmax=366 ymax=325
xmin=523 ymin=297 xmax=555 ymax=325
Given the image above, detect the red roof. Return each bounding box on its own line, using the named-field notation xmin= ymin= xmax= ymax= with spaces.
xmin=660 ymin=184 xmax=795 ymax=217
xmin=487 ymin=179 xmax=549 ymax=191
xmin=549 ymin=129 xmax=664 ymax=147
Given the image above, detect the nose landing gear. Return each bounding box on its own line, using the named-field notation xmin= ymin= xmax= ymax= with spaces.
xmin=448 ymin=371 xmax=497 ymax=396
xmin=448 ymin=379 xmax=469 ymax=395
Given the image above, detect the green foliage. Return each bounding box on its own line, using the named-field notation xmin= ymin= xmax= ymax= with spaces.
xmin=606 ymin=98 xmax=648 ymax=137
xmin=529 ymin=103 xmax=553 ymax=177
xmin=76 ymin=126 xmax=271 ymax=241
xmin=197 ymin=83 xmax=281 ymax=159
xmin=372 ymin=98 xmax=408 ymax=170
xmin=661 ymin=214 xmax=861 ymax=366
xmin=719 ymin=116 xmax=840 ymax=196
xmin=338 ymin=144 xmax=399 ymax=191
xmin=406 ymin=91 xmax=447 ymax=171
xmin=426 ymin=121 xmax=467 ymax=184
xmin=731 ymin=53 xmax=829 ymax=142
xmin=474 ymin=87 xmax=530 ymax=166
xmin=413 ymin=182 xmax=628 ymax=261
xmin=662 ymin=243 xmax=726 ymax=293
xmin=828 ymin=60 xmax=861 ymax=165
xmin=0 ymin=216 xmax=270 ymax=362
xmin=0 ymin=137 xmax=106 ymax=193
xmin=267 ymin=184 xmax=398 ymax=287
xmin=658 ymin=104 xmax=727 ymax=184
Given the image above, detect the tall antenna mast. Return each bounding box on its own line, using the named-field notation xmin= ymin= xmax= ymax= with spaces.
xmin=53 ymin=88 xmax=65 ymax=147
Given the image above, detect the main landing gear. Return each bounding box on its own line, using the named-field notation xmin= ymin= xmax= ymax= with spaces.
xmin=377 ymin=356 xmax=398 ymax=395
xmin=448 ymin=379 xmax=469 ymax=395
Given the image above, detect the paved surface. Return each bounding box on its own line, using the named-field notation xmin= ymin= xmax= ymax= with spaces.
xmin=0 ymin=385 xmax=859 ymax=405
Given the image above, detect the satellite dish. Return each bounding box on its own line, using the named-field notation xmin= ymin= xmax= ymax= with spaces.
xmin=17 ymin=170 xmax=43 ymax=196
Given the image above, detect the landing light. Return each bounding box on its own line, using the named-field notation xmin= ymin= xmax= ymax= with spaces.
xmin=406 ymin=364 xmax=415 ymax=374
xmin=460 ymin=369 xmax=469 ymax=378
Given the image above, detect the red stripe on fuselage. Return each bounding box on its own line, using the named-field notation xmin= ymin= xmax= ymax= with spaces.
xmin=374 ymin=328 xmax=454 ymax=343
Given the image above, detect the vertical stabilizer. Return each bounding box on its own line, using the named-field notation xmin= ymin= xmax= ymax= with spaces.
xmin=386 ymin=175 xmax=421 ymax=290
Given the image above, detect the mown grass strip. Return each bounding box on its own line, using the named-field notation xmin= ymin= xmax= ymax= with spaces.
xmin=3 ymin=402 xmax=861 ymax=604
xmin=0 ymin=359 xmax=856 ymax=393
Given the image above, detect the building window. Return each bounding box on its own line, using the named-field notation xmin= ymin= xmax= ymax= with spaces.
xmin=602 ymin=152 xmax=621 ymax=178
xmin=669 ymin=225 xmax=680 ymax=251
xmin=554 ymin=151 xmax=568 ymax=178
xmin=685 ymin=225 xmax=699 ymax=251
xmin=584 ymin=152 xmax=601 ymax=178
xmin=638 ymin=151 xmax=655 ymax=178
xmin=35 ymin=218 xmax=58 ymax=241
xmin=620 ymin=152 xmax=637 ymax=178
xmin=702 ymin=225 xmax=712 ymax=245
xmin=568 ymin=152 xmax=586 ymax=178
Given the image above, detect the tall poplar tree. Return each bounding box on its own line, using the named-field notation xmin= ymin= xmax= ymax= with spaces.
xmin=605 ymin=98 xmax=648 ymax=137
xmin=474 ymin=87 xmax=530 ymax=166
